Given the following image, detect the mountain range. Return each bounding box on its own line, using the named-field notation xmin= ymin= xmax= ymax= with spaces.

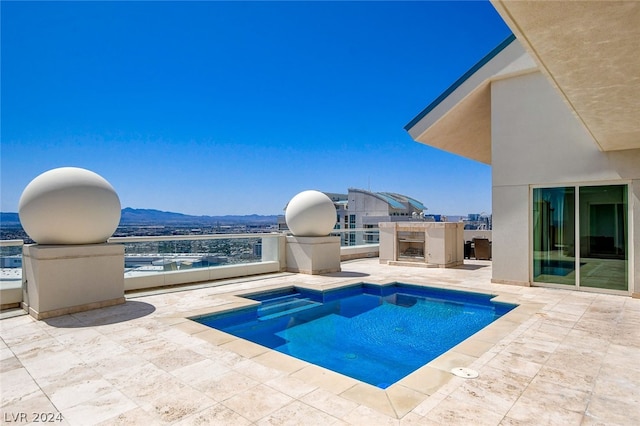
xmin=0 ymin=208 xmax=279 ymax=226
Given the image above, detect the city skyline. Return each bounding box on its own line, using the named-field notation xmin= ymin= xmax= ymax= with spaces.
xmin=1 ymin=1 xmax=510 ymax=216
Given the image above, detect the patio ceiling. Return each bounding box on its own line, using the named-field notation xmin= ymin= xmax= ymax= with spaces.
xmin=491 ymin=0 xmax=640 ymax=152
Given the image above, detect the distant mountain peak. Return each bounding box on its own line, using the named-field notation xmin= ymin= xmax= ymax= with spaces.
xmin=119 ymin=207 xmax=277 ymax=225
xmin=1 ymin=208 xmax=279 ymax=227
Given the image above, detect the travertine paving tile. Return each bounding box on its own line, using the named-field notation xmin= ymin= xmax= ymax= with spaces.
xmin=397 ymin=365 xmax=452 ymax=396
xmin=505 ymin=397 xmax=584 ymax=425
xmin=252 ymin=348 xmax=309 ymax=374
xmin=1 ymin=392 xmax=67 ymax=425
xmin=2 ymin=259 xmax=639 ymax=425
xmin=47 ymin=378 xmax=118 ymax=411
xmin=522 ymin=376 xmax=590 ymax=413
xmin=265 ymin=375 xmax=318 ymax=399
xmin=561 ymin=328 xmax=611 ymax=351
xmin=584 ymin=395 xmax=640 ymax=426
xmin=485 ymin=352 xmax=542 ymax=378
xmin=62 ymin=390 xmax=137 ymax=425
xmin=222 ymin=383 xmax=294 ymax=422
xmin=452 ymin=365 xmax=530 ymax=415
xmin=16 ymin=349 xmax=86 ymax=384
xmin=0 ymin=351 xmax=21 ymax=373
xmin=149 ymin=347 xmax=207 ymax=372
xmin=256 ymin=400 xmax=340 ymax=425
xmin=171 ymin=357 xmax=229 ymax=384
xmin=340 ymin=383 xmax=397 ymax=418
xmin=103 ymin=359 xmax=167 ymax=388
xmin=233 ymin=358 xmax=285 ymax=382
xmin=573 ymin=318 xmax=619 ymax=339
xmin=501 ymin=341 xmax=555 ymax=363
xmin=192 ymin=328 xmax=236 ymax=346
xmin=173 ymin=403 xmax=252 ymax=426
xmin=299 ymin=388 xmax=359 ymax=419
xmin=95 ymin=407 xmax=154 ymax=425
xmin=291 ymin=365 xmax=359 ymax=394
xmin=592 ymin=365 xmax=640 ymax=405
xmin=544 ymin=345 xmax=607 ymax=375
xmin=398 ymin=411 xmax=437 ymax=425
xmin=341 ymin=405 xmax=399 ymax=426
xmin=90 ymin=351 xmax=150 ymax=377
xmin=411 ymin=390 xmax=449 ymax=418
xmin=451 ymin=338 xmax=496 ymax=358
xmin=386 ymin=385 xmax=429 ymax=418
xmin=10 ymin=336 xmax=63 ymax=359
xmin=56 ymin=331 xmax=129 ymax=363
xmin=0 ymin=367 xmax=41 ymax=407
xmin=194 ymin=370 xmax=259 ymax=402
xmin=534 ymin=365 xmax=596 ymax=393
xmin=221 ymin=337 xmax=270 ymax=358
xmin=137 ymin=385 xmax=216 ymax=423
xmin=117 ymin=369 xmax=182 ymax=403
xmin=418 ymin=394 xmax=505 ymax=426
xmin=427 ymin=350 xmax=477 ymax=372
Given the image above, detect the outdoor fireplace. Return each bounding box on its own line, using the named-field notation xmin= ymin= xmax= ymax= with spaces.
xmin=379 ymin=222 xmax=464 ymax=268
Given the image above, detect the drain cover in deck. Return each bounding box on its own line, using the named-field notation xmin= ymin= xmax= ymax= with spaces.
xmin=451 ymin=367 xmax=478 ymax=378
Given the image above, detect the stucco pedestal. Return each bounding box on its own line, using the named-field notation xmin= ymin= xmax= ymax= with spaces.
xmin=22 ymin=243 xmax=125 ymax=319
xmin=285 ymin=236 xmax=341 ymax=274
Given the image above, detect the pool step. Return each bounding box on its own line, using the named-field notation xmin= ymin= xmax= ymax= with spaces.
xmin=258 ymin=298 xmax=321 ymax=321
xmin=257 ymin=292 xmax=308 ymax=311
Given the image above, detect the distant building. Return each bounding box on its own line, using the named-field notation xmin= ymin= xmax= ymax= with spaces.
xmin=463 ymin=213 xmax=492 ymax=230
xmin=0 ymin=256 xmax=22 ymax=268
xmin=279 ymin=188 xmax=427 ymax=246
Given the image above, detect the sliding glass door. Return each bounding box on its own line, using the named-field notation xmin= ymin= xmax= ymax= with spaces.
xmin=578 ymin=185 xmax=628 ymax=291
xmin=532 ymin=184 xmax=628 ymax=292
xmin=532 ymin=187 xmax=576 ymax=285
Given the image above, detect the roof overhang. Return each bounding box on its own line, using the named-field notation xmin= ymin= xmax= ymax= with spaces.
xmin=405 ymin=35 xmax=536 ymax=164
xmin=490 ymin=0 xmax=640 ymax=152
xmin=406 ymin=1 xmax=640 ymax=162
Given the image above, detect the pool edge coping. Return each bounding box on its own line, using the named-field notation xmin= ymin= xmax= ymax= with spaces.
xmin=167 ymin=281 xmax=542 ymax=419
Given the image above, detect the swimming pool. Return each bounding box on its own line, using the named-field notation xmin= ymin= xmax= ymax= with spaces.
xmin=194 ymin=282 xmax=517 ymax=389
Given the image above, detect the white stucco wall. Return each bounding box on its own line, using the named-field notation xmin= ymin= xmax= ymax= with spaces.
xmin=491 ymin=185 xmax=530 ymax=285
xmin=491 ymin=71 xmax=640 ymax=293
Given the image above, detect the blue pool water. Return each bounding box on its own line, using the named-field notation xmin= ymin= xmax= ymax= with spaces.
xmin=194 ymin=283 xmax=517 ymax=389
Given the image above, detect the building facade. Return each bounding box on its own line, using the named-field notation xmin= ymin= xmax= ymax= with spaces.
xmin=335 ymin=188 xmax=427 ymax=246
xmin=405 ymin=2 xmax=640 ymax=296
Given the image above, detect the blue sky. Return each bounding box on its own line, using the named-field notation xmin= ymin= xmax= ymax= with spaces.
xmin=1 ymin=1 xmax=510 ymax=216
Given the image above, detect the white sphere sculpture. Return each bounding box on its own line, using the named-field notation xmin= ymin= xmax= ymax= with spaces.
xmin=19 ymin=167 xmax=121 ymax=245
xmin=285 ymin=190 xmax=336 ymax=237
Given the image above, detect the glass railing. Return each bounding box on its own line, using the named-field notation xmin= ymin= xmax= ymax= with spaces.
xmin=1 ymin=229 xmax=380 ymax=292
xmin=0 ymin=239 xmax=24 ymax=285
xmin=108 ymin=233 xmax=281 ymax=279
xmin=329 ymin=228 xmax=380 ymax=247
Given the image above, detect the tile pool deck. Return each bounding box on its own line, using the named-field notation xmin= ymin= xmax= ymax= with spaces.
xmin=2 ymin=258 xmax=639 ymax=425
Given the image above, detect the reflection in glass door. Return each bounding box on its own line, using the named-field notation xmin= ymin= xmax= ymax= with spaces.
xmin=579 ymin=185 xmax=628 ymax=291
xmin=532 ymin=187 xmax=575 ymax=285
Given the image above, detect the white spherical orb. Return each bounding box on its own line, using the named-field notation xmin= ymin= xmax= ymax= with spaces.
xmin=285 ymin=190 xmax=336 ymax=237
xmin=19 ymin=167 xmax=121 ymax=245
